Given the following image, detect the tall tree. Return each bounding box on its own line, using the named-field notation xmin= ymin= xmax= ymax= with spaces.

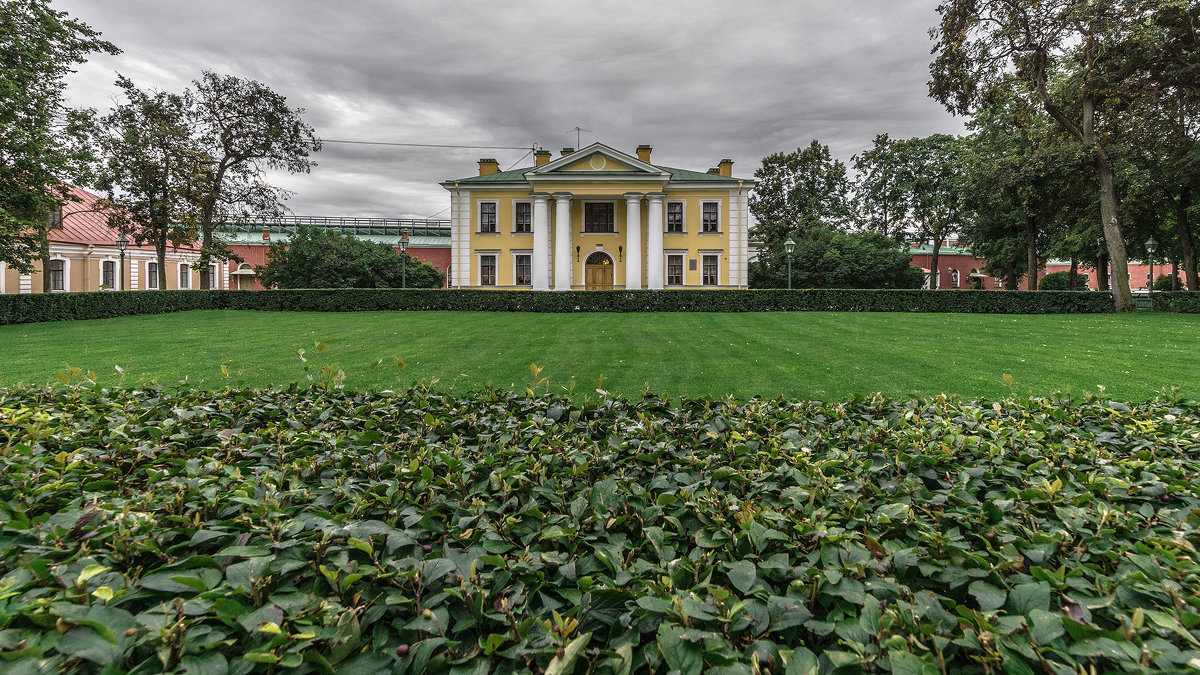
xmin=852 ymin=134 xmax=909 ymax=237
xmin=0 ymin=0 xmax=117 ymax=272
xmin=189 ymin=72 xmax=320 ymax=288
xmin=929 ymin=0 xmax=1147 ymax=309
xmin=749 ymin=140 xmax=851 ymax=283
xmin=893 ymin=134 xmax=971 ymax=288
xmin=93 ymin=76 xmax=202 ymax=290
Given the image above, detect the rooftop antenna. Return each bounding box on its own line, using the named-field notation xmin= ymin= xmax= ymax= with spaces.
xmin=565 ymin=126 xmax=592 ymax=148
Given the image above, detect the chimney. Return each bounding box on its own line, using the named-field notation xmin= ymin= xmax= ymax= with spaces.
xmin=636 ymin=144 xmax=652 ymax=163
xmin=534 ymin=149 xmax=552 ymax=166
xmin=560 ymin=147 xmax=575 ymax=157
xmin=478 ymin=158 xmax=500 ymax=176
xmin=707 ymin=167 xmax=720 ymax=175
xmin=718 ymin=159 xmax=734 ymax=177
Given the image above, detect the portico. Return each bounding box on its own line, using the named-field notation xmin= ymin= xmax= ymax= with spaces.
xmin=443 ymin=142 xmax=753 ymax=290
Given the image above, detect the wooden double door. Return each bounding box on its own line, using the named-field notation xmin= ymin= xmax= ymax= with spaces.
xmin=584 ymin=251 xmax=614 ymax=290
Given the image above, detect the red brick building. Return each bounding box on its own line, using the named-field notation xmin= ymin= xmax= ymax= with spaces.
xmin=907 ymin=241 xmax=1165 ymax=291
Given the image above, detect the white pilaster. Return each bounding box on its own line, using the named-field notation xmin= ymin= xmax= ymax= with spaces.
xmin=624 ymin=193 xmax=643 ymax=289
xmin=19 ymin=273 xmax=32 ymax=293
xmin=646 ymin=193 xmax=665 ymax=289
xmin=553 ymin=193 xmax=572 ymax=290
xmin=532 ymin=193 xmax=551 ymax=291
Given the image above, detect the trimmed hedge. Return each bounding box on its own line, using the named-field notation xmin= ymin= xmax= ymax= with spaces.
xmin=0 ymin=288 xmax=1123 ymax=325
xmin=1152 ymin=291 xmax=1200 ymax=313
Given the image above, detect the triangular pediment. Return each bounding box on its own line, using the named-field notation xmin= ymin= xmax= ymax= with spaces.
xmin=525 ymin=142 xmax=669 ymax=178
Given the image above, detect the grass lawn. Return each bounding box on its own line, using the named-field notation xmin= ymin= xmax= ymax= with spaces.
xmin=1 ymin=309 xmax=1197 ymax=400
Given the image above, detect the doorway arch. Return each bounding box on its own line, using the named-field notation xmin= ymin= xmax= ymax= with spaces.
xmin=584 ymin=251 xmax=614 ymax=290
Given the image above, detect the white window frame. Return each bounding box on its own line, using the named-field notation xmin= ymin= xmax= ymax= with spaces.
xmin=665 ymin=250 xmax=686 ymax=287
xmin=146 ymin=260 xmax=160 ymax=290
xmin=100 ymin=258 xmax=117 ymax=290
xmin=478 ymin=200 xmax=499 ymax=234
xmin=950 ymin=269 xmax=960 ymax=288
xmin=0 ymin=261 xmax=5 ymax=294
xmin=512 ymin=200 xmax=532 ymax=234
xmin=47 ymin=256 xmax=70 ymax=292
xmin=582 ymin=200 xmax=618 ymax=235
xmin=699 ymin=200 xmax=722 ymax=234
xmin=178 ymin=262 xmax=191 ymax=289
xmin=665 ymin=200 xmax=686 ymax=234
xmin=511 ymin=250 xmax=533 ymax=286
xmin=700 ymin=250 xmax=722 ymax=286
xmin=476 ymin=251 xmax=499 ymax=286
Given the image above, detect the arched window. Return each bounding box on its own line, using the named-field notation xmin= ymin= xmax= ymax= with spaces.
xmin=950 ymin=269 xmax=960 ymax=288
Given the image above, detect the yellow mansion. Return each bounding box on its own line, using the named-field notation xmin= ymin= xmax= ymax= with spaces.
xmin=441 ymin=142 xmax=754 ymax=290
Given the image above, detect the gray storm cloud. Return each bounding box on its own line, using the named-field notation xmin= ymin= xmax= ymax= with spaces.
xmin=58 ymin=0 xmax=965 ymax=219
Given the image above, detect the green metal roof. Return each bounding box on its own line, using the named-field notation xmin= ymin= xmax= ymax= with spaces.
xmin=444 ymin=164 xmax=749 ymax=186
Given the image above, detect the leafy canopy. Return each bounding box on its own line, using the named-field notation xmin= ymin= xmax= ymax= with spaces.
xmin=0 ymin=0 xmax=117 ymax=271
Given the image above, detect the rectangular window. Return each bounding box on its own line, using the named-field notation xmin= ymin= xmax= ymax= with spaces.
xmin=702 ymin=202 xmax=719 ymax=233
xmin=702 ymin=254 xmax=719 ymax=285
xmin=147 ymin=262 xmax=158 ymax=289
xmin=102 ymin=260 xmax=115 ymax=288
xmin=666 ymin=202 xmax=684 ymax=233
xmin=584 ymin=203 xmax=614 ymax=233
xmin=666 ymin=254 xmax=684 ymax=286
xmin=48 ymin=210 xmax=62 ymax=229
xmin=514 ymin=254 xmax=531 ymax=285
xmin=179 ymin=264 xmax=190 ymax=289
xmin=49 ymin=260 xmax=64 ymax=291
xmin=479 ymin=202 xmax=497 ymax=233
xmin=514 ymin=202 xmax=532 ymax=233
xmin=480 ymin=255 xmax=497 ymax=286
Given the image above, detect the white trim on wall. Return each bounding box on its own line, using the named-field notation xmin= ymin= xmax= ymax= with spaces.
xmin=476 ymin=250 xmax=499 ymax=286
xmin=47 ymin=255 xmax=70 ymax=292
xmin=699 ymin=250 xmax=723 ymax=286
xmin=699 ymin=199 xmax=722 ymax=234
xmin=665 ymin=200 xmax=686 ymax=234
xmin=477 ymin=199 xmax=499 ymax=234
xmin=510 ymin=249 xmax=533 ymax=286
xmin=0 ymin=261 xmax=5 ymax=294
xmin=511 ymin=200 xmax=533 ymax=234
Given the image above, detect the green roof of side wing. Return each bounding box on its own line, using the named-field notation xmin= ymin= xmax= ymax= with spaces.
xmin=443 ymin=165 xmax=752 ymax=186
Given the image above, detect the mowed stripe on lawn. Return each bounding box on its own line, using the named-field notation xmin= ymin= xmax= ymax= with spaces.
xmin=1 ymin=309 xmax=1196 ymax=400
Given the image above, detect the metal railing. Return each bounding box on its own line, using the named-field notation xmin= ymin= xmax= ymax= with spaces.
xmin=214 ymin=216 xmax=451 ymax=237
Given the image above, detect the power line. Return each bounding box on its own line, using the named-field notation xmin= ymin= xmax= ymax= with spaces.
xmin=322 ymin=139 xmax=533 ymax=150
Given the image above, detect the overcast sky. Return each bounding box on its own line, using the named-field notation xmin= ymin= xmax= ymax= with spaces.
xmin=57 ymin=0 xmax=966 ymax=220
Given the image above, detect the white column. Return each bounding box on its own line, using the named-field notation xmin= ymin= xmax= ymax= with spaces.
xmin=624 ymin=193 xmax=643 ymax=289
xmin=553 ymin=193 xmax=572 ymax=290
xmin=646 ymin=193 xmax=665 ymax=289
xmin=532 ymin=193 xmax=551 ymax=291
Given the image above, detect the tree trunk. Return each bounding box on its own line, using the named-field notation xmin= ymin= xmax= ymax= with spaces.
xmin=1171 ymin=260 xmax=1179 ymax=290
xmin=1026 ymin=217 xmax=1038 ymax=291
xmin=1004 ymin=268 xmax=1018 ymax=290
xmin=39 ymin=233 xmax=51 ymax=293
xmin=1097 ymin=252 xmax=1109 ymax=291
xmin=1177 ymin=187 xmax=1198 ymax=291
xmin=929 ymin=237 xmax=942 ymax=289
xmin=1069 ymin=257 xmax=1079 ymax=291
xmin=156 ymin=239 xmax=168 ymax=290
xmin=1080 ymin=94 xmax=1134 ymax=310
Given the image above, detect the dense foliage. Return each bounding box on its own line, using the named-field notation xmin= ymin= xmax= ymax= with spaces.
xmin=0 ymin=288 xmax=1128 ymax=326
xmin=749 ymin=229 xmax=925 ymax=290
xmin=1 ymin=386 xmax=1198 ymax=674
xmin=256 ymin=228 xmax=443 ymax=290
xmin=0 ymin=0 xmax=117 ymax=272
xmin=1037 ymin=272 xmax=1090 ymax=291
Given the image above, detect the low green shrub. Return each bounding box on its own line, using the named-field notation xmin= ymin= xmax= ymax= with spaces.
xmin=0 ymin=288 xmax=1118 ymax=325
xmin=1151 ymin=290 xmax=1200 ymax=312
xmin=0 ymin=386 xmax=1197 ymax=673
xmin=1037 ymin=270 xmax=1089 ymax=290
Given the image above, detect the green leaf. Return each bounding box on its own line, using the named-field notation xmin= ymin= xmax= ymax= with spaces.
xmin=56 ymin=627 xmax=121 ymax=667
xmin=179 ymin=652 xmax=230 ymax=675
xmin=968 ymin=580 xmax=1006 ymax=612
xmin=1028 ymin=608 xmax=1064 ymax=645
xmin=1006 ymin=582 xmax=1051 ymax=617
xmin=657 ymin=624 xmax=704 ymax=675
xmin=545 ymin=631 xmax=591 ymax=675
xmin=726 ymin=560 xmax=757 ymax=594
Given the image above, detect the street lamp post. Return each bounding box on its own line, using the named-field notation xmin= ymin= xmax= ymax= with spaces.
xmin=784 ymin=237 xmax=797 ymax=290
xmin=399 ymin=232 xmax=410 ymax=289
xmin=116 ymin=234 xmax=128 ymax=291
xmin=1146 ymin=236 xmax=1158 ymax=292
